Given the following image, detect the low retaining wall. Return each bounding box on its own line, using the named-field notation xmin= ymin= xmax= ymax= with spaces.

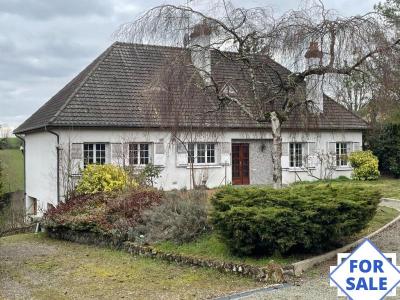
xmin=47 ymin=228 xmax=125 ymax=249
xmin=46 ymin=227 xmax=288 ymax=283
xmin=1 ymin=223 xmax=37 ymax=237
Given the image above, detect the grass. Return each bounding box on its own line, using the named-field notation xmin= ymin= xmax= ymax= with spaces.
xmin=0 ymin=234 xmax=263 ymax=299
xmin=156 ymin=233 xmax=302 ymax=266
xmin=295 ymin=177 xmax=400 ymax=200
xmin=0 ymin=149 xmax=24 ymax=193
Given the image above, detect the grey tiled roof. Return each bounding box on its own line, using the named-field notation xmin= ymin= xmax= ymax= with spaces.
xmin=14 ymin=42 xmax=368 ymax=134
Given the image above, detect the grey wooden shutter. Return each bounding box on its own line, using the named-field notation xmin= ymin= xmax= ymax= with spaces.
xmin=281 ymin=142 xmax=289 ymax=169
xmin=176 ymin=142 xmax=188 ymax=166
xmin=71 ymin=143 xmax=83 ymax=174
xmin=220 ymin=142 xmax=230 ymax=165
xmin=123 ymin=143 xmax=129 ymax=166
xmin=328 ymin=142 xmax=336 ymax=155
xmin=307 ymin=142 xmax=317 ymax=168
xmin=154 ymin=142 xmax=166 ymax=166
xmin=352 ymin=142 xmax=361 ymax=152
xmin=105 ymin=144 xmax=111 ymax=164
xmin=111 ymin=143 xmax=123 ymax=166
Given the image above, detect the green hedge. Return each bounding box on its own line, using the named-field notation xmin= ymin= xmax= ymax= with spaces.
xmin=210 ymin=184 xmax=380 ymax=256
xmin=368 ymin=123 xmax=400 ymax=178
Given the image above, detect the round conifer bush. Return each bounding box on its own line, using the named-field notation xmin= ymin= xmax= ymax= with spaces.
xmin=210 ymin=184 xmax=380 ymax=256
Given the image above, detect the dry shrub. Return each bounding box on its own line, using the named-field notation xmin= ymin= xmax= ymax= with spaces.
xmin=133 ymin=189 xmax=210 ymax=244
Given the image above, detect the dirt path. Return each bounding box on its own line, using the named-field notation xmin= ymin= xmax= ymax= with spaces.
xmin=0 ymin=234 xmax=263 ymax=300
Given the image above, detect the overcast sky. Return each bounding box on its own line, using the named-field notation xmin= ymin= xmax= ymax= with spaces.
xmin=0 ymin=0 xmax=380 ymax=130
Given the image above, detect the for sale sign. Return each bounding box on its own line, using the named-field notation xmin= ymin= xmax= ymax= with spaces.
xmin=330 ymin=239 xmax=400 ymax=300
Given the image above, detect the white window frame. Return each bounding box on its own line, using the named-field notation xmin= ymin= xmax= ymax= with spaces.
xmin=129 ymin=143 xmax=150 ymax=166
xmin=289 ymin=142 xmax=303 ymax=168
xmin=83 ymin=143 xmax=106 ymax=167
xmin=187 ymin=143 xmax=216 ymax=165
xmin=336 ymin=142 xmax=350 ymax=167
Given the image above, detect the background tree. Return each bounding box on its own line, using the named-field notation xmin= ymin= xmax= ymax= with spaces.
xmin=117 ymin=0 xmax=400 ymax=187
xmin=0 ymin=161 xmax=3 ymax=197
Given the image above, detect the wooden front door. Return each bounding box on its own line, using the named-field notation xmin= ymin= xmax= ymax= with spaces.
xmin=232 ymin=143 xmax=250 ymax=185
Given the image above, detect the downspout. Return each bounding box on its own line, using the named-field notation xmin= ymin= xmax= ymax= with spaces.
xmin=15 ymin=134 xmax=26 ymax=197
xmin=45 ymin=127 xmax=60 ymax=204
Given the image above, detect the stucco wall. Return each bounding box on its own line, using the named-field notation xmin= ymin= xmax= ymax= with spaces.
xmin=23 ymin=128 xmax=363 ymax=214
xmin=281 ymin=130 xmax=362 ymax=185
xmin=24 ymin=131 xmax=58 ymax=215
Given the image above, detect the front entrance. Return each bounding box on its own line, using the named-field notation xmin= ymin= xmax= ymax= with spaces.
xmin=232 ymin=143 xmax=250 ymax=185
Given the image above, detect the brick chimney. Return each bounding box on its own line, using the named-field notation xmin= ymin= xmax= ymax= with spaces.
xmin=305 ymin=42 xmax=324 ymax=113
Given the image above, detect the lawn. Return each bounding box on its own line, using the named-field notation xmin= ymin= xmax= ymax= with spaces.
xmin=156 ymin=195 xmax=400 ymax=268
xmin=0 ymin=149 xmax=24 ymax=193
xmin=297 ymin=177 xmax=400 ymax=199
xmin=0 ymin=234 xmax=263 ymax=300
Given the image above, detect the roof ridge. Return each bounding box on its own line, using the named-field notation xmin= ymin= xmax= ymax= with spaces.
xmin=114 ymin=41 xmax=186 ymax=51
xmin=48 ymin=42 xmax=117 ymax=125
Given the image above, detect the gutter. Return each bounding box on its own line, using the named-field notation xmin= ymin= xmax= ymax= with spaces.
xmin=14 ymin=134 xmax=26 ymax=196
xmin=45 ymin=127 xmax=60 ymax=204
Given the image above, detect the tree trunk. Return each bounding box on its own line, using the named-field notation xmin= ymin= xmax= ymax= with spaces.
xmin=270 ymin=111 xmax=283 ymax=188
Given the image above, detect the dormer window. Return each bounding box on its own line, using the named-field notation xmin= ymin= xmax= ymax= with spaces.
xmin=221 ymin=83 xmax=238 ymax=97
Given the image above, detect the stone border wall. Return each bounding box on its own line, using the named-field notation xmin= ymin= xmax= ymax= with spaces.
xmin=46 ymin=227 xmax=289 ymax=283
xmin=1 ymin=223 xmax=37 ymax=237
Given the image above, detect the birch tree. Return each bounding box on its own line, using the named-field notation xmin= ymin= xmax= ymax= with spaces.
xmin=116 ymin=0 xmax=400 ymax=187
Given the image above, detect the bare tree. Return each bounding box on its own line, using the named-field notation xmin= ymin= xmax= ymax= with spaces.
xmin=0 ymin=125 xmax=11 ymax=139
xmin=116 ymin=0 xmax=400 ymax=187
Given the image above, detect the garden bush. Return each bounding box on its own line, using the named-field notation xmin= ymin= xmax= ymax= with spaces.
xmin=76 ymin=164 xmax=136 ymax=195
xmin=349 ymin=151 xmax=380 ymax=180
xmin=210 ymin=184 xmax=380 ymax=256
xmin=43 ymin=187 xmax=163 ymax=234
xmin=367 ymin=123 xmax=400 ymax=177
xmin=133 ymin=190 xmax=210 ymax=244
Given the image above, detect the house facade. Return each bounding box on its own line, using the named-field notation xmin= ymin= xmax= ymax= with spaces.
xmin=14 ymin=42 xmax=368 ymax=216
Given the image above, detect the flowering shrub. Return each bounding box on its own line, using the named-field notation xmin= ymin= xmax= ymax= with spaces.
xmin=349 ymin=151 xmax=380 ymax=180
xmin=76 ymin=164 xmax=137 ymax=195
xmin=43 ymin=187 xmax=163 ymax=234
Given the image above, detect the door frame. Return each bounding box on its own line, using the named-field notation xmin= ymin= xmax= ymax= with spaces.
xmin=231 ymin=143 xmax=250 ymax=185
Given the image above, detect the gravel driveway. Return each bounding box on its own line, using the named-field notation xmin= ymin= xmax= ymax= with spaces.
xmin=243 ymin=203 xmax=400 ymax=300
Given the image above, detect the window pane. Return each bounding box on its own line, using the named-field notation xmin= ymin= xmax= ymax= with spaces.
xmin=207 ymin=144 xmax=215 ymax=163
xmin=96 ymin=143 xmax=106 ymax=165
xmin=140 ymin=144 xmax=149 ymax=165
xmin=336 ymin=142 xmax=348 ymax=166
xmin=295 ymin=143 xmax=302 ymax=167
xmin=289 ymin=143 xmax=302 ymax=167
xmin=197 ymin=143 xmax=206 ymax=163
xmin=188 ymin=143 xmax=195 ymax=164
xmin=129 ymin=144 xmax=138 ymax=165
xmin=289 ymin=143 xmax=294 ymax=167
xmin=84 ymin=144 xmax=94 ymax=167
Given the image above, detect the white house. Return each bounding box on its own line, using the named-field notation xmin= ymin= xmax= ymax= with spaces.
xmin=14 ymin=40 xmax=368 ymax=216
